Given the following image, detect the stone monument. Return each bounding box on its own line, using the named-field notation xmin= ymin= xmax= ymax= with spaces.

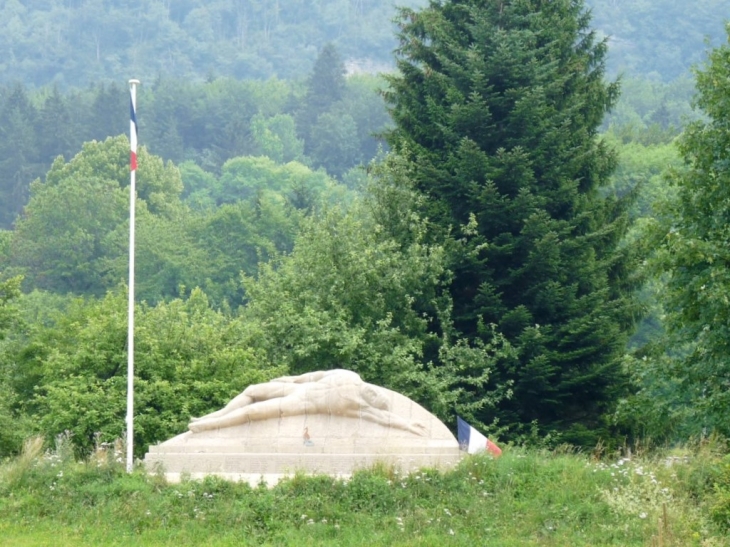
xmin=144 ymin=369 xmax=461 ymax=484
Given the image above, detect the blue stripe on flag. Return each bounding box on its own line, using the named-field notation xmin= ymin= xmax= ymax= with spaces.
xmin=457 ymin=416 xmax=470 ymax=452
xmin=130 ymin=95 xmax=138 ymax=134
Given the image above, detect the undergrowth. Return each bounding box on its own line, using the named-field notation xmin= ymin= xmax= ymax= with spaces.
xmin=1 ymin=436 xmax=728 ymax=546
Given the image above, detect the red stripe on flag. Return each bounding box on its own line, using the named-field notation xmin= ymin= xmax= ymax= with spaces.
xmin=486 ymin=439 xmax=502 ymax=457
xmin=130 ymin=151 xmax=137 ymax=171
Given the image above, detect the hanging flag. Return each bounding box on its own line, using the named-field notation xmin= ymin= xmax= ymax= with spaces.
xmin=126 ymin=78 xmax=140 ymax=473
xmin=129 ymin=91 xmax=138 ymax=171
xmin=457 ymin=416 xmax=502 ymax=457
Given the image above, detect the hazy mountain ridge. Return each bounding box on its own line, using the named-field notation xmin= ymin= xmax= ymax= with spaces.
xmin=0 ymin=0 xmax=726 ymax=87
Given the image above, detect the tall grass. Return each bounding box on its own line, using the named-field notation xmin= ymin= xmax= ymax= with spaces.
xmin=1 ymin=438 xmax=728 ymax=546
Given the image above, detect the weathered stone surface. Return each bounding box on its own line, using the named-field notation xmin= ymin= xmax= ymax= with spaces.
xmin=144 ymin=371 xmax=461 ymax=484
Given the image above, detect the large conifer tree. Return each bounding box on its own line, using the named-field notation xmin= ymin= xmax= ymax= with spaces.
xmin=384 ymin=0 xmax=639 ymax=444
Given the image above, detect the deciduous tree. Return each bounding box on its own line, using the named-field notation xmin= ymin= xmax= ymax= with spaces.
xmin=8 ymin=287 xmax=279 ymax=456
xmin=644 ymin=25 xmax=730 ymax=437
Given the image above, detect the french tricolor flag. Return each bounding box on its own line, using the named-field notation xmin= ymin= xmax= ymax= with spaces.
xmin=129 ymin=90 xmax=138 ymax=171
xmin=457 ymin=416 xmax=502 ymax=457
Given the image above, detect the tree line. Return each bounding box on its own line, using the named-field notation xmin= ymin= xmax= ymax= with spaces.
xmin=0 ymin=0 xmax=423 ymax=87
xmin=0 ymin=52 xmax=695 ymax=233
xmin=0 ymin=0 xmax=725 ymax=87
xmin=0 ymin=44 xmax=388 ymax=230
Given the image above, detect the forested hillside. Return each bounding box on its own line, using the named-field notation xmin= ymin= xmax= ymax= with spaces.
xmin=0 ymin=0 xmax=423 ymax=87
xmin=0 ymin=0 xmax=726 ymax=87
xmin=0 ymin=46 xmax=388 ymax=229
xmin=590 ymin=0 xmax=728 ymax=80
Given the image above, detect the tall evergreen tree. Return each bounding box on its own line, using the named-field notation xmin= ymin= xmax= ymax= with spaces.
xmin=297 ymin=43 xmax=347 ymax=152
xmin=36 ymin=85 xmax=77 ymax=164
xmin=0 ymin=84 xmax=42 ymax=229
xmin=85 ymin=83 xmax=127 ymax=143
xmin=301 ymin=43 xmax=346 ymax=123
xmin=384 ymin=0 xmax=640 ymax=444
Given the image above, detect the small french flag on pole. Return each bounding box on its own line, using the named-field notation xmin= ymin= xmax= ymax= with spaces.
xmin=129 ymin=89 xmax=138 ymax=171
xmin=457 ymin=416 xmax=502 ymax=457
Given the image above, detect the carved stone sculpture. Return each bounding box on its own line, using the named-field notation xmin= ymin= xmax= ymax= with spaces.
xmin=145 ymin=369 xmax=461 ymax=484
xmin=188 ymin=369 xmax=427 ymax=436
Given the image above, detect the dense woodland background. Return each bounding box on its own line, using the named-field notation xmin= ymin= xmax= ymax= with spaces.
xmin=1 ymin=0 xmax=730 ymax=458
xmin=0 ymin=0 xmax=726 ymax=85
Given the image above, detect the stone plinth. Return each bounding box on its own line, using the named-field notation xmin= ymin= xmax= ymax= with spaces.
xmin=144 ymin=383 xmax=461 ymax=484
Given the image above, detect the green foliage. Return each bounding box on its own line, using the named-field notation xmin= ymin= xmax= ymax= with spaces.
xmin=0 ymin=230 xmax=10 ymax=264
xmin=0 ymin=275 xmax=21 ymax=340
xmin=101 ymin=210 xmax=216 ymax=304
xmin=383 ymin=0 xmax=641 ymax=444
xmin=8 ymin=137 xmax=186 ymax=297
xmin=35 ymin=85 xmax=77 ymax=164
xmin=0 ymin=84 xmax=45 ymax=229
xmin=241 ymin=203 xmax=444 ymax=389
xmin=189 ymin=198 xmax=300 ymax=306
xmin=6 ymin=129 xmax=358 ymax=305
xmin=297 ymin=44 xmax=346 ymax=140
xmin=0 ymin=0 xmax=425 ymax=87
xmin=295 ymin=47 xmax=390 ymax=178
xmin=603 ymin=76 xmax=697 ymax=143
xmin=0 ymin=75 xmax=391 ymax=230
xmin=0 ymin=0 xmax=723 ymax=88
xmin=179 ymin=160 xmax=218 ymax=207
xmin=713 ymin=455 xmax=730 ymax=530
xmin=10 ymin=175 xmax=129 ymax=294
xmin=44 ymin=136 xmax=183 ymax=217
xmin=142 ymin=74 xmax=389 ymax=179
xmin=250 ymin=113 xmax=305 ymax=164
xmin=602 ymin=131 xmax=681 ymax=219
xmin=589 ymin=0 xmax=728 ymax=80
xmin=638 ymin=25 xmax=730 ymax=439
xmin=240 ymin=196 xmax=512 ymax=429
xmin=216 ymin=156 xmax=330 ymax=206
xmin=338 ymin=75 xmax=393 ymax=161
xmin=0 ymin=275 xmax=27 ymax=456
xmin=5 ymin=287 xmax=281 ymax=457
xmin=598 ymin=125 xmax=681 ymax=405
xmin=297 ymin=44 xmax=351 ymax=176
xmin=178 ymin=156 xmax=354 ymax=305
xmin=309 ymin=111 xmax=362 ymax=179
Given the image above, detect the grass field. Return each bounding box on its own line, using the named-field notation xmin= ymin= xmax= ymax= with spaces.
xmin=1 ymin=437 xmax=729 ymax=546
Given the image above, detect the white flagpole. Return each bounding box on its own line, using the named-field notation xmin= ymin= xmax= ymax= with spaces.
xmin=127 ymin=78 xmax=140 ymax=473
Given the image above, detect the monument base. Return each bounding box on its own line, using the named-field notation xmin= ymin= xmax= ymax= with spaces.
xmin=144 ymin=382 xmax=462 ymax=483
xmin=146 ymin=449 xmax=461 ymax=486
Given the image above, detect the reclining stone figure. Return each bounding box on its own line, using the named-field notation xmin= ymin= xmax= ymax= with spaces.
xmin=188 ymin=369 xmax=427 ymax=436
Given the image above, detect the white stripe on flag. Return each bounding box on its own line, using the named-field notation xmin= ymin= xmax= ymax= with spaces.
xmin=467 ymin=425 xmax=489 ymax=454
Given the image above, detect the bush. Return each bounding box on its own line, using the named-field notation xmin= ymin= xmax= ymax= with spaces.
xmin=8 ymin=287 xmax=283 ymax=457
xmin=711 ymin=455 xmax=730 ymax=530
